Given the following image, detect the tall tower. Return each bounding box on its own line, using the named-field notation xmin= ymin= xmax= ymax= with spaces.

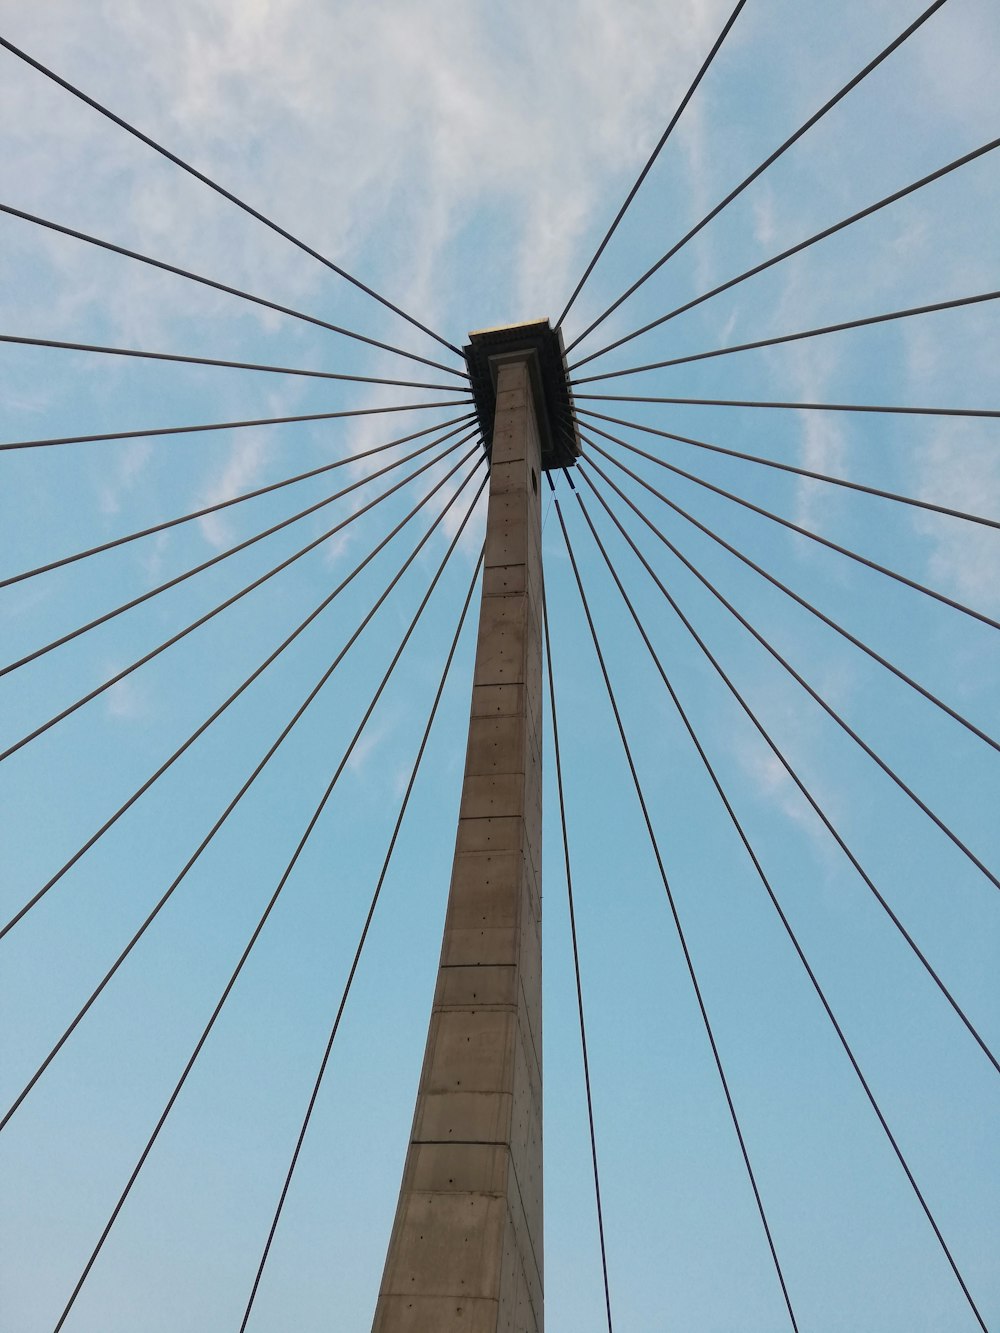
xmin=372 ymin=322 xmax=578 ymax=1332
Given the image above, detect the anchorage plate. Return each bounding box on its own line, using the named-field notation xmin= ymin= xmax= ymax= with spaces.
xmin=464 ymin=318 xmax=580 ymax=471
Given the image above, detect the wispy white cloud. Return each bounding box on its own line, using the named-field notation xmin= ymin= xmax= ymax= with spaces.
xmin=320 ymin=527 xmax=356 ymax=569
xmin=901 ymin=293 xmax=1000 ymax=613
xmin=793 ymin=391 xmax=849 ymax=530
xmin=346 ymin=714 xmax=392 ymax=776
xmin=1 ymin=0 xmax=737 ymax=350
xmin=103 ymin=669 xmax=148 ymax=721
xmin=98 ymin=438 xmax=153 ymax=516
xmin=761 ymin=278 xmax=850 ymax=531
xmin=913 ymin=0 xmax=999 ymax=132
xmin=140 ymin=529 xmax=172 ymax=584
xmin=751 ymin=186 xmax=777 ymax=250
xmin=728 ymin=680 xmax=848 ymax=878
xmin=913 ymin=422 xmax=1000 ymax=612
xmin=195 ymin=429 xmax=274 ymax=548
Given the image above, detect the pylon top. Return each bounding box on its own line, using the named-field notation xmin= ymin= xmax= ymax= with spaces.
xmin=464 ymin=317 xmax=581 ymax=471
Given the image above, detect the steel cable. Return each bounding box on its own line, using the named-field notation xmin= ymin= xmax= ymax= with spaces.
xmin=556 ymin=0 xmax=747 ymax=331
xmin=0 ymin=202 xmax=468 ymax=377
xmin=0 ymin=332 xmax=472 ymax=394
xmin=582 ymin=446 xmax=1000 ymax=892
xmin=1 ymin=423 xmax=472 ymax=681
xmin=1 ymin=413 xmax=474 ymax=589
xmin=555 ymin=486 xmax=800 ymax=1332
xmin=0 ymin=34 xmax=462 ymax=357
xmin=541 ymin=556 xmax=614 ymax=1333
xmin=573 ymin=477 xmax=990 ymax=1329
xmin=0 ymin=433 xmax=479 ymax=763
xmin=0 ymin=400 xmax=473 ymax=453
xmin=48 ymin=467 xmax=487 ymax=1332
xmin=0 ymin=448 xmax=481 ymax=944
xmin=573 ymin=393 xmax=1000 ymax=420
xmin=569 ymin=437 xmax=1000 ymax=753
xmin=237 ymin=543 xmax=485 ymax=1331
xmin=580 ymin=425 xmax=1000 ymax=634
xmin=572 ymin=137 xmax=1000 ymax=368
xmin=571 ymin=291 xmax=1000 ymax=384
xmin=577 ymin=407 xmax=1000 ymax=530
xmin=578 ymin=458 xmax=1000 ymax=1073
xmin=1 ymin=461 xmax=486 ymax=1133
xmin=565 ymin=0 xmax=951 ymax=353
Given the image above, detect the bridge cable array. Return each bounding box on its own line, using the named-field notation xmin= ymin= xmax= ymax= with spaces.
xmin=1 ymin=4 xmax=996 ymax=1329
xmin=545 ymin=463 xmax=989 ymax=1330
xmin=0 ymin=34 xmax=464 ymax=357
xmin=560 ymin=0 xmax=951 ymax=354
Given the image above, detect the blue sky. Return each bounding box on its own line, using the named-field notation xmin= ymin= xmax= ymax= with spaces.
xmin=1 ymin=1 xmax=998 ymax=1330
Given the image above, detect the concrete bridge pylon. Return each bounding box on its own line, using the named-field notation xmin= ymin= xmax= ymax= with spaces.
xmin=372 ymin=321 xmax=578 ymax=1333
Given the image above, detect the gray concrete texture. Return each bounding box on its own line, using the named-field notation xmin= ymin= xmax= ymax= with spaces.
xmin=372 ymin=357 xmax=544 ymax=1332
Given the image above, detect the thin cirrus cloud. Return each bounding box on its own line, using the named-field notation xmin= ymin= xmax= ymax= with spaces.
xmin=915 ymin=422 xmax=1000 ymax=613
xmin=2 ymin=0 xmax=996 ymax=627
xmin=0 ymin=0 xmax=725 ymax=337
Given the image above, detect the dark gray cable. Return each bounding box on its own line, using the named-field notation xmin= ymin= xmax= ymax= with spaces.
xmin=579 ymin=453 xmax=1000 ymax=1071
xmin=1 ymin=412 xmax=474 ymax=588
xmin=237 ymin=544 xmax=485 ymax=1331
xmin=49 ymin=466 xmax=487 ymax=1332
xmin=574 ymin=474 xmax=990 ymax=1329
xmin=555 ymin=487 xmax=800 ymax=1332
